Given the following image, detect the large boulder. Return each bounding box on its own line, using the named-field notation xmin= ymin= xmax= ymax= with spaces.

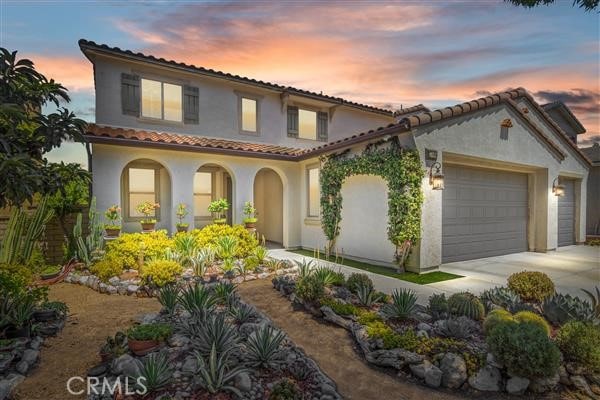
xmin=320 ymin=306 xmax=352 ymax=330
xmin=365 ymin=349 xmax=423 ymax=370
xmin=409 ymin=360 xmax=442 ymax=388
xmin=529 ymin=372 xmax=560 ymax=394
xmin=234 ymin=372 xmax=252 ymax=392
xmin=111 ymin=354 xmax=141 ymax=377
xmin=468 ymin=365 xmax=502 ymax=391
xmin=439 ymin=353 xmax=467 ymax=389
xmin=0 ymin=373 xmax=25 ymax=400
xmin=570 ymin=375 xmax=594 ymax=398
xmin=506 ymin=376 xmax=530 ymax=395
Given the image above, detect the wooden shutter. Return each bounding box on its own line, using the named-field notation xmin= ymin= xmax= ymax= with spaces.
xmin=183 ymin=85 xmax=199 ymax=124
xmin=121 ymin=73 xmax=140 ymax=116
xmin=317 ymin=111 xmax=328 ymax=141
xmin=287 ymin=106 xmax=298 ymax=137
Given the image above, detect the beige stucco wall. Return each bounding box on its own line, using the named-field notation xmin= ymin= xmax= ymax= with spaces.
xmin=92 ymin=54 xmax=394 ymax=149
xmin=254 ymin=168 xmax=284 ymax=244
xmin=411 ymin=103 xmax=588 ymax=271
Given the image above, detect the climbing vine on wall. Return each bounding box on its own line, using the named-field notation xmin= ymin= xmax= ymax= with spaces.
xmin=319 ymin=137 xmax=424 ymax=268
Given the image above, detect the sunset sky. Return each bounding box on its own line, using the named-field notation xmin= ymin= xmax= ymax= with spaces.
xmin=1 ymin=0 xmax=598 ymax=165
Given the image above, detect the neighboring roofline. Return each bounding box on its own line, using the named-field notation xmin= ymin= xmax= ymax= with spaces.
xmin=542 ymin=101 xmax=587 ymax=135
xmin=78 ymin=39 xmax=394 ymax=117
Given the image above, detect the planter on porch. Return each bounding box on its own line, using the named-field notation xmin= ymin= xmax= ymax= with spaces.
xmin=104 ymin=226 xmax=121 ymax=237
xmin=141 ymin=221 xmax=156 ymax=231
xmin=176 ymin=223 xmax=189 ymax=233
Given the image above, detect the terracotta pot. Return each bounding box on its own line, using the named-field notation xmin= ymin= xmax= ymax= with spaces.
xmin=244 ymin=222 xmax=256 ymax=229
xmin=141 ymin=222 xmax=156 ymax=231
xmin=176 ymin=225 xmax=189 ymax=233
xmin=105 ymin=227 xmax=121 ymax=237
xmin=127 ymin=339 xmax=160 ymax=356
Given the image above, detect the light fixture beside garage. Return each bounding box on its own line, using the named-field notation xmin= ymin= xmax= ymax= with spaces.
xmin=552 ymin=177 xmax=565 ymax=197
xmin=429 ymin=161 xmax=445 ymax=190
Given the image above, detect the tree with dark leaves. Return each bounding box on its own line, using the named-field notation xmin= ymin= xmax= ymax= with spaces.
xmin=506 ymin=0 xmax=598 ymax=12
xmin=0 ymin=48 xmax=90 ymax=209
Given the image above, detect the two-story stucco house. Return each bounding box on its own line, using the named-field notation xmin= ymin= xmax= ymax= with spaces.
xmin=79 ymin=39 xmax=591 ymax=273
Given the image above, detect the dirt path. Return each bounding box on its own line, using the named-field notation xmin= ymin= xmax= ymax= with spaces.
xmin=238 ymin=279 xmax=477 ymax=400
xmin=14 ymin=283 xmax=160 ymax=400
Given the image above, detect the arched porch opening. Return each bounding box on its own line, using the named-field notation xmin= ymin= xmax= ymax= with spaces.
xmin=253 ymin=168 xmax=284 ymax=246
xmin=194 ymin=163 xmax=234 ymax=228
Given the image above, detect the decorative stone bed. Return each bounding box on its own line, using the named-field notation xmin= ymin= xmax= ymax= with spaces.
xmin=272 ymin=268 xmax=600 ymax=399
xmin=86 ymin=281 xmax=341 ymax=400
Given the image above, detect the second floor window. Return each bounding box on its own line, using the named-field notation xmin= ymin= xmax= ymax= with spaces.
xmin=241 ymin=97 xmax=257 ymax=132
xmin=141 ymin=78 xmax=182 ymax=122
xmin=288 ymin=106 xmax=328 ymax=141
xmin=299 ymin=110 xmax=317 ymax=140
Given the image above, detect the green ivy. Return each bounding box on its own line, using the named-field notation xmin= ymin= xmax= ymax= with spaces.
xmin=319 ymin=137 xmax=424 ymax=266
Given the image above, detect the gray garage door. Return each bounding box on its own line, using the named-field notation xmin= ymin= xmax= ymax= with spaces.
xmin=558 ymin=179 xmax=575 ymax=247
xmin=442 ymin=165 xmax=528 ymax=263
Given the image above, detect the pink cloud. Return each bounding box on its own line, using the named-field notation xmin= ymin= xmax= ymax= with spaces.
xmin=27 ymin=54 xmax=93 ymax=92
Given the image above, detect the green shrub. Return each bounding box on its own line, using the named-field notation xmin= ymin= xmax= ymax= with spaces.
xmin=295 ymin=275 xmax=325 ymax=303
xmin=0 ymin=263 xmax=33 ymax=285
xmin=127 ymin=323 xmax=172 ymax=341
xmin=507 ymin=271 xmax=555 ymax=303
xmin=90 ymin=253 xmax=124 ymax=282
xmin=357 ymin=311 xmax=383 ymax=325
xmin=486 ymin=322 xmax=560 ymax=378
xmin=141 ymin=259 xmax=183 ymax=287
xmin=364 ymin=320 xmax=418 ymax=350
xmin=483 ymin=309 xmax=514 ymax=335
xmin=448 ymin=292 xmax=485 ymax=321
xmin=191 ymin=224 xmax=258 ymax=259
xmin=320 ymin=297 xmax=360 ymax=316
xmin=513 ymin=311 xmax=551 ymax=336
xmin=106 ymin=231 xmax=172 ymax=269
xmin=346 ymin=273 xmax=373 ymax=294
xmin=556 ymin=321 xmax=600 ymax=373
xmin=269 ymin=378 xmax=302 ymax=400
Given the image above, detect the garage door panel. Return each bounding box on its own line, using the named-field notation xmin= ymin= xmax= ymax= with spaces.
xmin=557 ymin=179 xmax=575 ymax=247
xmin=442 ymin=165 xmax=528 ymax=263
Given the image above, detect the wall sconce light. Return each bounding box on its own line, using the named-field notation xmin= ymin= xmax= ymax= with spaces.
xmin=552 ymin=178 xmax=565 ymax=197
xmin=429 ymin=162 xmax=444 ymax=190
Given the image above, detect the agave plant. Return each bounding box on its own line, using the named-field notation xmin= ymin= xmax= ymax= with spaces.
xmin=252 ymin=246 xmax=269 ymax=265
xmin=163 ymin=247 xmax=182 ymax=264
xmin=132 ymin=351 xmax=172 ymax=394
xmin=479 ymin=286 xmax=529 ymax=313
xmin=265 ymin=258 xmax=286 ymax=272
xmin=195 ymin=344 xmax=248 ymax=396
xmin=192 ymin=313 xmax=240 ymax=355
xmin=229 ymin=303 xmax=257 ymax=324
xmin=213 ymin=282 xmax=237 ymax=304
xmin=178 ymin=283 xmax=216 ymax=316
xmin=191 ymin=247 xmax=216 ymax=277
xmin=245 ymin=325 xmax=286 ymax=368
xmin=313 ymin=266 xmax=345 ymax=287
xmin=355 ymin=281 xmax=383 ymax=307
xmin=221 ymin=258 xmax=236 ymax=274
xmin=543 ymin=292 xmax=595 ymax=325
xmin=216 ymin=236 xmax=239 ymax=259
xmin=581 ymin=286 xmax=600 ymax=321
xmin=158 ymin=284 xmax=180 ymax=316
xmin=382 ymin=289 xmax=417 ymax=320
xmin=435 ymin=316 xmax=477 ymax=339
xmin=295 ymin=259 xmax=316 ymax=278
xmin=173 ymin=234 xmax=199 ymax=267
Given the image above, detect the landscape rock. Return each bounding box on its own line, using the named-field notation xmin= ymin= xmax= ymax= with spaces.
xmin=414 ymin=311 xmax=433 ymax=322
xmin=0 ymin=373 xmax=25 ymax=400
xmin=506 ymin=376 xmax=530 ymax=395
xmin=234 ymin=372 xmax=252 ymax=392
xmin=570 ymin=375 xmax=594 ymax=398
xmin=111 ymin=354 xmax=141 ymax=377
xmin=365 ymin=349 xmax=423 ymax=370
xmin=439 ymin=353 xmax=467 ymax=389
xmin=566 ymin=362 xmax=586 ymax=376
xmin=181 ymin=356 xmax=197 ymax=376
xmin=416 ymin=322 xmax=432 ymax=333
xmin=529 ymin=372 xmax=560 ymax=393
xmin=320 ymin=306 xmax=351 ymax=330
xmin=468 ymin=365 xmax=502 ymax=391
xmin=558 ymin=365 xmax=571 ymax=386
xmin=127 ymin=285 xmax=139 ymax=295
xmin=87 ymin=364 xmax=108 ymax=377
xmin=15 ymin=361 xmax=29 ymax=375
xmin=168 ymin=334 xmax=190 ymax=348
xmin=409 ymin=360 xmax=442 ymax=388
xmin=0 ymin=353 xmax=14 ymax=373
xmin=485 ymin=353 xmax=503 ymax=369
xmin=21 ymin=349 xmax=39 ymax=365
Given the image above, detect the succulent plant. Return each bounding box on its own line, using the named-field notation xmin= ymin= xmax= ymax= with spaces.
xmin=213 ymin=281 xmax=237 ymax=304
xmin=480 ymin=286 xmax=533 ymax=314
xmin=100 ymin=331 xmax=128 ymax=359
xmin=158 ymin=284 xmax=179 ymax=316
xmin=427 ymin=293 xmax=449 ymax=320
xmin=191 ymin=313 xmax=240 ymax=355
xmin=581 ymin=286 xmax=600 ymax=322
xmin=435 ymin=316 xmax=477 ymax=339
xmin=382 ymin=289 xmax=417 ymax=320
xmin=542 ymin=292 xmax=594 ymax=326
xmin=229 ymin=303 xmax=257 ymax=324
xmin=132 ymin=351 xmax=172 ymax=394
xmin=355 ymin=281 xmax=383 ymax=307
xmin=195 ymin=344 xmax=248 ymax=396
xmin=313 ymin=266 xmax=345 ymax=287
xmin=245 ymin=325 xmax=286 ymax=368
xmin=294 ymin=259 xmax=316 ymax=278
xmin=448 ymin=292 xmax=485 ymax=321
xmin=178 ymin=283 xmax=216 ymax=317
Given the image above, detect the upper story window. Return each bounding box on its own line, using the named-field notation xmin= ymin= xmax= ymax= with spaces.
xmin=307 ymin=166 xmax=320 ymax=218
xmin=241 ymin=97 xmax=257 ymax=132
xmin=287 ymin=106 xmax=328 ymax=141
xmin=141 ymin=78 xmax=182 ymax=122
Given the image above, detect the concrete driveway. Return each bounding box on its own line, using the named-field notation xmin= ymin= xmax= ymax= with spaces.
xmin=433 ymin=245 xmax=600 ymax=298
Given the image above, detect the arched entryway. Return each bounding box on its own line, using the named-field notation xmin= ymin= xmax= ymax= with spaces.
xmin=253 ymin=168 xmax=283 ymax=246
xmin=194 ymin=163 xmax=234 ymax=228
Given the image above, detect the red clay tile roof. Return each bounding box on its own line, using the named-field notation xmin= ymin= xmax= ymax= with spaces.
xmin=393 ymin=104 xmax=430 ymax=117
xmin=85 ymin=124 xmax=304 ymax=160
xmin=79 ymin=39 xmax=394 ymax=117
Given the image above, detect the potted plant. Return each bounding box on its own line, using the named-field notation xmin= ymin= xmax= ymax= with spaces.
xmin=126 ymin=323 xmax=172 ymax=356
xmin=6 ymin=295 xmax=36 ymax=338
xmin=104 ymin=205 xmax=122 ymax=237
xmin=243 ymin=201 xmax=258 ymax=229
xmin=40 ymin=265 xmax=62 ymax=281
xmin=136 ymin=201 xmax=160 ymax=231
xmin=99 ymin=331 xmax=128 ymax=362
xmin=208 ymin=198 xmax=229 ymax=225
xmin=175 ymin=203 xmax=189 ymax=233
xmin=33 ymin=301 xmax=68 ymax=322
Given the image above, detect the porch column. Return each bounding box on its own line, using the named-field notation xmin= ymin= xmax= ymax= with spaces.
xmin=168 ymin=161 xmax=195 ymax=233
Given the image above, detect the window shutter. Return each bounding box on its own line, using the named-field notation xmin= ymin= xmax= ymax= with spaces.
xmin=287 ymin=106 xmax=298 ymax=137
xmin=121 ymin=73 xmax=140 ymax=116
xmin=317 ymin=111 xmax=328 ymax=141
xmin=183 ymin=85 xmax=199 ymax=124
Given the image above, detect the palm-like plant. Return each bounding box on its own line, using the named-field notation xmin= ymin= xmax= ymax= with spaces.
xmin=355 ymin=282 xmax=383 ymax=307
xmin=132 ymin=352 xmax=172 ymax=395
xmin=158 ymin=284 xmax=179 ymax=316
xmin=382 ymin=288 xmax=418 ymax=320
xmin=191 ymin=247 xmax=215 ymax=277
xmin=192 ymin=313 xmax=240 ymax=355
xmin=195 ymin=344 xmax=248 ymax=396
xmin=295 ymin=259 xmax=315 ymax=278
xmin=245 ymin=325 xmax=286 ymax=369
xmin=178 ymin=283 xmax=216 ymax=316
xmin=229 ymin=303 xmax=257 ymax=324
xmin=252 ymin=246 xmax=269 ymax=265
xmin=213 ymin=281 xmax=237 ymax=304
xmin=216 ymin=236 xmax=239 ymax=259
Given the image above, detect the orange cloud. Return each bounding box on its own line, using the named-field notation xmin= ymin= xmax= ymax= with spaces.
xmin=27 ymin=54 xmax=93 ymax=92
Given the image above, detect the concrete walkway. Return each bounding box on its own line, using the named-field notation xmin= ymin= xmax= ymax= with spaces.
xmin=269 ymin=245 xmax=599 ymax=302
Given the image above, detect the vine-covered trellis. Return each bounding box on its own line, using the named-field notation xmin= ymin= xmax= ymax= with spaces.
xmin=319 ymin=137 xmax=424 ymax=269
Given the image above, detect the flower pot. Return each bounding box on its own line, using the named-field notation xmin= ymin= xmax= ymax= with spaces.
xmin=176 ymin=225 xmax=188 ymax=233
xmin=33 ymin=309 xmax=57 ymax=322
xmin=105 ymin=227 xmax=121 ymax=237
xmin=213 ymin=219 xmax=227 ymax=225
xmin=127 ymin=339 xmax=160 ymax=356
xmin=244 ymin=221 xmax=256 ymax=229
xmin=141 ymin=222 xmax=156 ymax=231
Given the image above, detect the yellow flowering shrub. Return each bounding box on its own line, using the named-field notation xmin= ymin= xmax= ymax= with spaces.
xmin=90 ymin=253 xmax=124 ymax=282
xmin=0 ymin=263 xmax=34 ymax=285
xmin=140 ymin=259 xmax=183 ymax=287
xmin=190 ymin=224 xmax=258 ymax=258
xmin=105 ymin=230 xmax=173 ymax=269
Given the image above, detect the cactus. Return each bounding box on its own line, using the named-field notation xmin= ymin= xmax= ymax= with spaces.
xmin=427 ymin=293 xmax=449 ymax=319
xmin=542 ymin=293 xmax=594 ymax=326
xmin=448 ymin=292 xmax=485 ymax=321
xmin=0 ymin=197 xmax=54 ymax=264
xmin=73 ymin=197 xmax=104 ymax=266
xmin=581 ymin=286 xmax=600 ymax=322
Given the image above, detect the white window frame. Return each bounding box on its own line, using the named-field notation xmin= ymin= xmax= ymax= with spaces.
xmin=235 ymin=91 xmax=262 ymax=136
xmin=140 ymin=78 xmax=183 ymax=123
